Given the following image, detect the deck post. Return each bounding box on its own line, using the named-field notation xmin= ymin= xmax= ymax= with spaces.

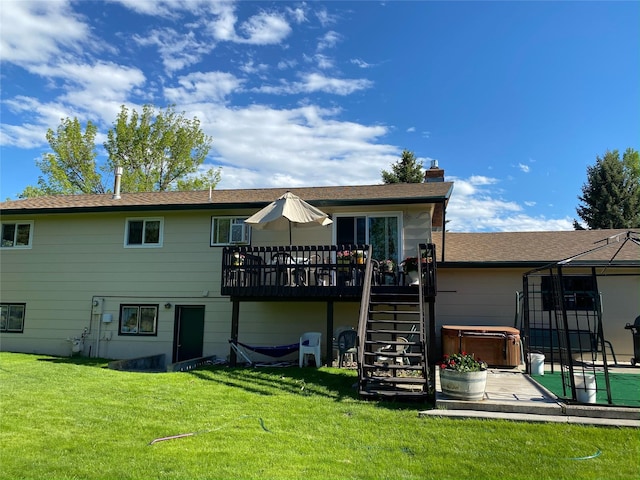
xmin=326 ymin=300 xmax=334 ymax=366
xmin=230 ymin=299 xmax=240 ymax=367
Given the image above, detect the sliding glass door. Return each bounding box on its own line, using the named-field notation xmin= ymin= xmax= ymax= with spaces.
xmin=335 ymin=214 xmax=399 ymax=263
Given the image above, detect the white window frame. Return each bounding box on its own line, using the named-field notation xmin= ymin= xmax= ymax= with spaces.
xmin=333 ymin=211 xmax=403 ymax=262
xmin=0 ymin=303 xmax=26 ymax=333
xmin=1 ymin=220 xmax=34 ymax=249
xmin=210 ymin=217 xmax=250 ymax=246
xmin=124 ymin=217 xmax=164 ymax=248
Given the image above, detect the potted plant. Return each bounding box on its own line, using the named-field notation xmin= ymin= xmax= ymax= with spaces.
xmin=337 ymin=250 xmax=352 ymax=272
xmin=380 ymin=259 xmax=395 ymax=272
xmin=439 ymin=352 xmax=488 ymax=401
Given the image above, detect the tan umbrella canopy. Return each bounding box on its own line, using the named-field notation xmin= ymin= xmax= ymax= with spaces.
xmin=245 ymin=191 xmax=333 ymax=244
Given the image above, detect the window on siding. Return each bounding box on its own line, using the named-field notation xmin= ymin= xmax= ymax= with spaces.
xmin=541 ymin=275 xmax=597 ymax=311
xmin=125 ymin=218 xmax=163 ymax=247
xmin=1 ymin=221 xmax=33 ymax=248
xmin=0 ymin=304 xmax=26 ymax=333
xmin=119 ymin=305 xmax=158 ymax=335
xmin=211 ymin=217 xmax=250 ymax=245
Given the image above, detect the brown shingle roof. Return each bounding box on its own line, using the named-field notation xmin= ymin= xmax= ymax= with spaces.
xmin=434 ymin=229 xmax=640 ymax=264
xmin=0 ymin=182 xmax=453 ymax=214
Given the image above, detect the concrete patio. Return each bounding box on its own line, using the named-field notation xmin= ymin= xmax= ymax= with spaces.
xmin=420 ymin=365 xmax=640 ymax=427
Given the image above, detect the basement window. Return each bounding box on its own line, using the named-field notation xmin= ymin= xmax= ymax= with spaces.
xmin=0 ymin=304 xmax=26 ymax=333
xmin=119 ymin=305 xmax=158 ymax=336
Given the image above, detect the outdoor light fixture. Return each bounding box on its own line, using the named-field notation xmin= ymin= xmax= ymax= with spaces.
xmin=164 ymin=303 xmax=172 ymax=309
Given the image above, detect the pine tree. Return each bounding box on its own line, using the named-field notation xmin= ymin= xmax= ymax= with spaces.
xmin=381 ymin=150 xmax=424 ymax=183
xmin=575 ymin=148 xmax=640 ymax=229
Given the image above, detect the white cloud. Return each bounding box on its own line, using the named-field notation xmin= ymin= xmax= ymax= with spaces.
xmin=132 ymin=28 xmax=212 ymax=74
xmin=253 ymin=72 xmax=372 ymax=96
xmin=286 ymin=5 xmax=308 ymax=24
xmin=238 ymin=12 xmax=292 ymax=44
xmin=299 ymin=73 xmax=373 ymax=95
xmin=209 ymin=6 xmax=292 ymax=45
xmin=406 ymin=127 xmax=416 ymax=133
xmin=518 ymin=163 xmax=530 ymax=173
xmin=0 ymin=0 xmax=90 ymax=66
xmin=315 ymin=8 xmax=337 ymax=27
xmin=351 ymin=58 xmax=373 ymax=69
xmin=164 ymin=71 xmax=244 ymax=104
xmin=193 ymin=103 xmax=397 ymax=189
xmin=524 ymin=201 xmax=536 ymax=207
xmin=317 ymin=31 xmax=341 ymax=51
xmin=314 ymin=54 xmax=334 ymax=70
xmin=446 ymin=175 xmax=572 ymax=232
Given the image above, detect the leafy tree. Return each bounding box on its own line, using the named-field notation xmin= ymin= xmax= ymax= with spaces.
xmin=575 ymin=148 xmax=640 ymax=229
xmin=19 ymin=118 xmax=103 ymax=198
xmin=381 ymin=149 xmax=424 ymax=184
xmin=19 ymin=105 xmax=219 ymax=198
xmin=104 ymin=104 xmax=216 ymax=193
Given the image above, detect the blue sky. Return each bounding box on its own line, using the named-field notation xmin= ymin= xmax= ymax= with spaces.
xmin=1 ymin=1 xmax=638 ymax=232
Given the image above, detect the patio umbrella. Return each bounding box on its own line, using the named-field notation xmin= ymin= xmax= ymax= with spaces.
xmin=245 ymin=191 xmax=333 ymax=244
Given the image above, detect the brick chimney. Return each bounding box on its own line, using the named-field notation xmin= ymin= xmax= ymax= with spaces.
xmin=424 ymin=159 xmax=444 ymax=182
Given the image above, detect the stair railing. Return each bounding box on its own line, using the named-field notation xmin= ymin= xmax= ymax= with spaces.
xmin=356 ymin=245 xmax=374 ymax=389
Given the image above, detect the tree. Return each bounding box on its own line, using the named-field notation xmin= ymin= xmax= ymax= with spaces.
xmin=20 ymin=105 xmax=219 ymax=198
xmin=575 ymin=148 xmax=640 ymax=229
xmin=104 ymin=104 xmax=216 ymax=193
xmin=19 ymin=118 xmax=103 ymax=198
xmin=381 ymin=149 xmax=424 ymax=183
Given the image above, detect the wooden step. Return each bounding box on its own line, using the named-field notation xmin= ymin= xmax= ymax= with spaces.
xmin=364 ymin=339 xmax=421 ymax=346
xmin=366 ymin=318 xmax=419 ymax=325
xmin=359 ymin=389 xmax=427 ymax=398
xmin=361 ymin=363 xmax=424 ymax=370
xmin=365 ymin=376 xmax=427 ymax=384
xmin=366 ymin=329 xmax=421 ymax=335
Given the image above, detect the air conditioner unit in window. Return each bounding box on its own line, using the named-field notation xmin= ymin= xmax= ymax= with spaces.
xmin=230 ymin=223 xmax=248 ymax=244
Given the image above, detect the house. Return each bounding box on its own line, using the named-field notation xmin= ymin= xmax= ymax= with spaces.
xmin=0 ymin=178 xmax=451 ymax=365
xmin=2 ymin=171 xmax=638 ymax=366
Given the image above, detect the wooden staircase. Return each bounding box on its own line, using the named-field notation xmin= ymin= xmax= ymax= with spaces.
xmin=357 ymin=244 xmax=437 ymax=401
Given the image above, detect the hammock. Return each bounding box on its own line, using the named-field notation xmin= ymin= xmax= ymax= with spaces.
xmin=228 ymin=339 xmax=300 ymax=366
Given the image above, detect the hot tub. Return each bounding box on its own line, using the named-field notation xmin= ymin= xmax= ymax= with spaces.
xmin=442 ymin=325 xmax=521 ymax=367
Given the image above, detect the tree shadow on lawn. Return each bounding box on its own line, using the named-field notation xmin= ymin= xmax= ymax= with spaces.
xmin=187 ymin=366 xmax=432 ymax=410
xmin=30 ymin=355 xmax=431 ymax=410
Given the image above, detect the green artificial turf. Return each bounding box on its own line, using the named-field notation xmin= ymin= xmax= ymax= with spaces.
xmin=531 ymin=371 xmax=640 ymax=407
xmin=1 ymin=353 xmax=639 ymax=480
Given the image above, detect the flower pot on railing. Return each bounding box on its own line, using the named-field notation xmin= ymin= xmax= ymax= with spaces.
xmin=337 ymin=251 xmax=352 ymax=272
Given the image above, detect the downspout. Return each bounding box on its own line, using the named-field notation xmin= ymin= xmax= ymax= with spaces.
xmin=441 ymin=200 xmax=446 ymax=263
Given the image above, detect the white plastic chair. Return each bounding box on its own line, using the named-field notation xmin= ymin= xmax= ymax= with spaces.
xmin=299 ymin=332 xmax=322 ymax=367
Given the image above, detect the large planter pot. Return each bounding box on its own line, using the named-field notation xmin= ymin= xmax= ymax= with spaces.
xmin=440 ymin=369 xmax=487 ymax=401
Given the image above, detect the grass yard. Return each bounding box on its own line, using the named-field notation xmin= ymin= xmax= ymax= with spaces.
xmin=1 ymin=353 xmax=638 ymax=480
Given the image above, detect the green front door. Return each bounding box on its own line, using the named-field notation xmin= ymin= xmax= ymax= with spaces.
xmin=174 ymin=305 xmax=205 ymax=362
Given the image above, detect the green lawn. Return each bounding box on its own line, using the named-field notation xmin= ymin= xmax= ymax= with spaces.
xmin=1 ymin=353 xmax=638 ymax=480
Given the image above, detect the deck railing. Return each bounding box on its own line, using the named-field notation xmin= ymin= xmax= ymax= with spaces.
xmin=221 ymin=244 xmax=379 ymax=298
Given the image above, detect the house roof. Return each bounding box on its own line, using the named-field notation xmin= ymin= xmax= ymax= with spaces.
xmin=0 ymin=182 xmax=453 ymax=215
xmin=434 ymin=229 xmax=640 ymax=266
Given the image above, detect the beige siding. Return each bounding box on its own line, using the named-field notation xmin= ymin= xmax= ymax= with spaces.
xmin=0 ymin=210 xmax=362 ymax=362
xmin=436 ymin=267 xmax=640 ymax=360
